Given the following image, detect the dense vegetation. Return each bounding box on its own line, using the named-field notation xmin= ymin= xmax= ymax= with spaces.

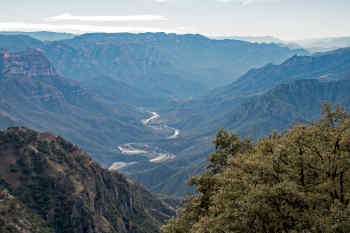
xmin=162 ymin=105 xmax=350 ymax=232
xmin=0 ymin=187 xmax=54 ymax=233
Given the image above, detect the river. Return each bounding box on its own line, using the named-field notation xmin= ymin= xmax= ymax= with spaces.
xmin=109 ymin=111 xmax=180 ymax=171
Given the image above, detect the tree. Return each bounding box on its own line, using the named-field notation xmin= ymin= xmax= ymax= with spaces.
xmin=162 ymin=105 xmax=350 ymax=233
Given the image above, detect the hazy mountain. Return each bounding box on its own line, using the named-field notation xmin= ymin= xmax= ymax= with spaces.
xmin=0 ymin=31 xmax=76 ymax=41
xmin=218 ymin=79 xmax=350 ymax=138
xmin=213 ymin=35 xmax=285 ymax=44
xmin=0 ymin=127 xmax=174 ymax=233
xmin=213 ymin=35 xmax=350 ymax=53
xmin=212 ymin=36 xmax=302 ymax=50
xmin=44 ymin=33 xmax=307 ymax=95
xmin=0 ymin=35 xmax=44 ymax=52
xmin=211 ymin=47 xmax=350 ymax=99
xmin=0 ymin=49 xmax=156 ymax=164
xmin=0 ymin=33 xmax=307 ymax=98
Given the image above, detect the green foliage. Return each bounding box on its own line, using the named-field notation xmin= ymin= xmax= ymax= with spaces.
xmin=0 ymin=188 xmax=54 ymax=233
xmin=162 ymin=105 xmax=350 ymax=233
xmin=207 ymin=129 xmax=253 ymax=175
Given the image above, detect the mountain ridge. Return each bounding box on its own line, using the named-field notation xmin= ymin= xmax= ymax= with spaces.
xmin=0 ymin=126 xmax=175 ymax=233
xmin=210 ymin=47 xmax=350 ymax=100
xmin=0 ymin=33 xmax=307 ymax=98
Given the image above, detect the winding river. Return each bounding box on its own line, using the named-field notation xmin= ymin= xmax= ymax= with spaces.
xmin=109 ymin=111 xmax=180 ymax=171
xmin=141 ymin=112 xmax=160 ymax=125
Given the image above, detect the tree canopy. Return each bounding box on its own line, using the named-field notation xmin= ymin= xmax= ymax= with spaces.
xmin=162 ymin=104 xmax=350 ymax=233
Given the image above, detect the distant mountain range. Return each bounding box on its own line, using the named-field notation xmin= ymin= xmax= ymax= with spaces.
xmin=0 ymin=33 xmax=306 ymax=98
xmin=0 ymin=31 xmax=76 ymax=41
xmin=213 ymin=35 xmax=285 ymax=44
xmin=211 ymin=47 xmax=350 ymax=98
xmin=213 ymin=35 xmax=350 ymax=53
xmin=0 ymin=127 xmax=174 ymax=233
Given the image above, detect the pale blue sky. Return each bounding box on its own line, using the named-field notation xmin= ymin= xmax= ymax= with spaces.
xmin=0 ymin=0 xmax=349 ymax=40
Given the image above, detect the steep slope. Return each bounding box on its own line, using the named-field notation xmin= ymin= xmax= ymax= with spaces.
xmin=0 ymin=49 xmax=154 ymax=164
xmin=0 ymin=127 xmax=174 ymax=233
xmin=222 ymin=79 xmax=350 ymax=138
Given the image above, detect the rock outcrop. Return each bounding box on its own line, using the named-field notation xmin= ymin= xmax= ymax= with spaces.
xmin=0 ymin=127 xmax=175 ymax=233
xmin=1 ymin=49 xmax=57 ymax=78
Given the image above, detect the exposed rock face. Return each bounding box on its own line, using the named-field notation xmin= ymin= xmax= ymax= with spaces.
xmin=0 ymin=127 xmax=175 ymax=233
xmin=0 ymin=49 xmax=88 ymax=111
xmin=1 ymin=49 xmax=57 ymax=78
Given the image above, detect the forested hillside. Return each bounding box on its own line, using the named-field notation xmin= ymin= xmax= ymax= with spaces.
xmin=163 ymin=105 xmax=350 ymax=232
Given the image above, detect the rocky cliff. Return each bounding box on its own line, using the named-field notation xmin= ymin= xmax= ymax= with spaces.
xmin=0 ymin=127 xmax=175 ymax=233
xmin=1 ymin=49 xmax=57 ymax=78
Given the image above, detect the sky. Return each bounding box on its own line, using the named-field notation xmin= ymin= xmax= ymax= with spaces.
xmin=0 ymin=0 xmax=349 ymax=41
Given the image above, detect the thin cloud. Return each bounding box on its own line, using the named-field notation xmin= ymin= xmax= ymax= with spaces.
xmin=0 ymin=22 xmax=180 ymax=34
xmin=46 ymin=13 xmax=168 ymax=22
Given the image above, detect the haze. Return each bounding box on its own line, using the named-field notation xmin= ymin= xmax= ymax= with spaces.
xmin=0 ymin=0 xmax=349 ymax=41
